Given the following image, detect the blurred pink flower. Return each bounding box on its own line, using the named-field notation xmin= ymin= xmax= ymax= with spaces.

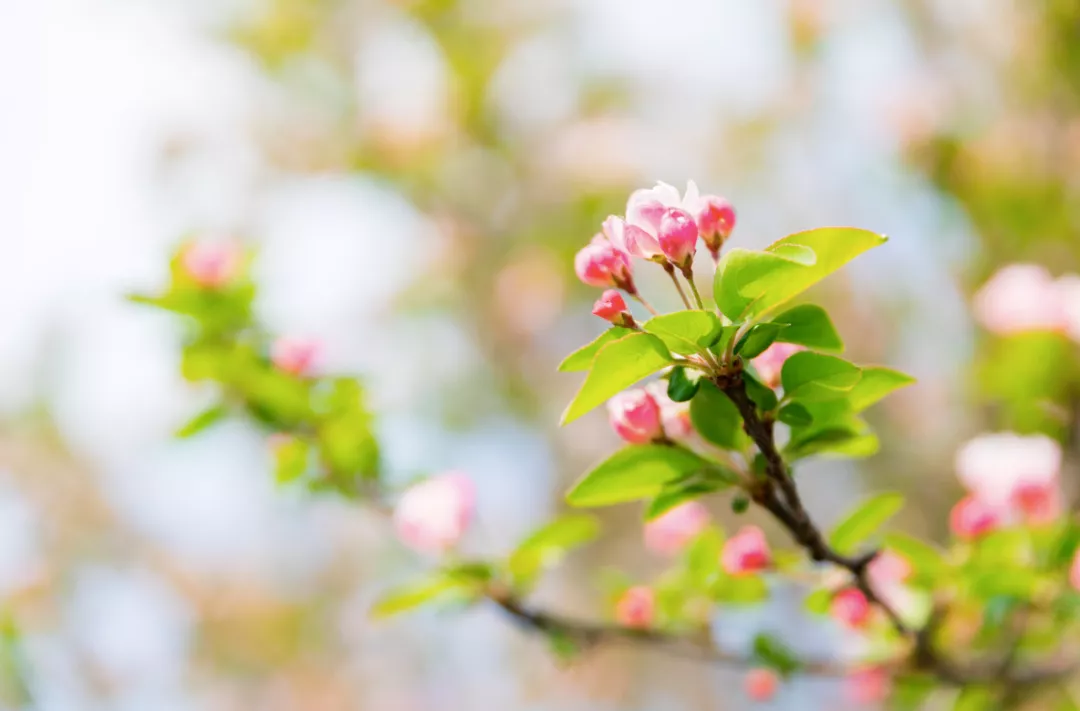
xmin=1058 ymin=274 xmax=1080 ymax=343
xmin=721 ymin=525 xmax=771 ymax=575
xmin=574 ymin=237 xmax=632 ymax=289
xmin=949 ymin=495 xmax=1000 ymax=540
xmin=830 ymin=588 xmax=871 ymax=629
xmin=607 ymin=389 xmax=664 ymax=444
xmin=614 ymin=586 xmax=655 ymax=628
xmin=955 ymin=433 xmax=1062 ymax=517
xmin=867 ymin=550 xmax=911 ymax=586
xmin=752 ymin=342 xmax=804 ymax=389
xmin=846 ymin=667 xmax=891 ymax=705
xmin=973 ymin=264 xmax=1067 ymax=335
xmin=182 ymin=242 xmax=240 ymax=289
xmin=1070 ymin=550 xmax=1080 ymax=592
xmin=644 ymin=501 xmax=710 ymax=556
xmin=271 ymin=337 xmax=321 ymax=377
xmin=744 ymin=668 xmax=779 ymax=702
xmin=394 ymin=472 xmax=475 ymax=554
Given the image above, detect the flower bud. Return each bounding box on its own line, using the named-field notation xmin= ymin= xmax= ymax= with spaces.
xmin=644 ymin=501 xmax=710 ymax=556
xmin=607 ymin=389 xmax=664 ymax=444
xmin=973 ymin=264 xmax=1067 ymax=336
xmin=603 ymin=215 xmax=663 ymax=261
xmin=182 ymin=242 xmax=240 ymax=289
xmin=949 ymin=496 xmax=999 ymax=540
xmin=657 ymin=208 xmax=698 ymax=268
xmin=751 ymin=343 xmax=804 ymax=389
xmin=644 ymin=382 xmax=694 ymax=441
xmin=744 ymin=668 xmax=779 ymax=702
xmin=831 ymin=588 xmax=871 ymax=629
xmin=574 ymin=238 xmax=633 ymax=290
xmin=271 ymin=336 xmax=321 ymax=377
xmin=615 ymin=586 xmax=655 ymax=628
xmin=721 ymin=525 xmax=771 ymax=575
xmin=955 ymin=433 xmax=1061 ymax=513
xmin=867 ymin=551 xmax=911 ymax=589
xmin=394 ymin=472 xmax=475 ymax=554
xmin=592 ymin=289 xmax=634 ymax=328
xmin=846 ymin=667 xmax=891 ymax=705
xmin=1012 ymin=480 xmax=1061 ymax=525
xmin=695 ymin=195 xmax=736 ymax=257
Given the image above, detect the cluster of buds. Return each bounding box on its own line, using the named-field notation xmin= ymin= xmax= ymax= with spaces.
xmin=974 ymin=263 xmax=1080 ymax=342
xmin=606 ymin=383 xmax=694 ymax=444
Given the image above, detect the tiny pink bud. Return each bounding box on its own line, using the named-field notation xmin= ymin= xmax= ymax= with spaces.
xmin=657 ymin=207 xmax=698 ymax=267
xmin=949 ymin=495 xmax=999 ymax=540
xmin=644 ymin=501 xmax=711 ymax=556
xmin=846 ymin=667 xmax=891 ymax=705
xmin=271 ymin=336 xmax=321 ymax=377
xmin=574 ymin=239 xmax=633 ymax=290
xmin=831 ymin=588 xmax=872 ymax=629
xmin=696 ymin=195 xmax=736 ymax=256
xmin=614 ymin=586 xmax=655 ymax=628
xmin=751 ymin=343 xmax=804 ymax=389
xmin=744 ymin=668 xmax=779 ymax=702
xmin=603 ymin=215 xmax=663 ymax=261
xmin=592 ymin=289 xmax=633 ymax=327
xmin=1070 ymin=549 xmax=1080 ymax=592
xmin=721 ymin=525 xmax=772 ymax=576
xmin=607 ymin=389 xmax=664 ymax=444
xmin=394 ymin=472 xmax=476 ymax=554
xmin=182 ymin=242 xmax=240 ymax=289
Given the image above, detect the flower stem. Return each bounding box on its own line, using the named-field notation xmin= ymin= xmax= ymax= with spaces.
xmin=681 ymin=265 xmax=706 ymax=310
xmin=663 ymin=263 xmax=693 ymax=310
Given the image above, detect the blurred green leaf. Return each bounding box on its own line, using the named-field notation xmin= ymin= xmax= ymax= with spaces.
xmin=558 ymin=327 xmax=635 ymax=372
xmin=567 ymin=445 xmax=713 ymax=507
xmin=645 ymin=469 xmax=739 ymax=519
xmin=509 ymin=515 xmax=600 ymax=588
xmin=952 ymin=686 xmax=996 ymax=711
xmin=642 ymin=311 xmax=724 ymax=355
xmin=752 ymin=633 xmax=801 ymax=676
xmin=777 ymin=402 xmax=813 ymax=427
xmin=689 ymin=380 xmax=747 ymax=449
xmin=272 ymin=436 xmax=311 ymax=484
xmin=772 ymin=304 xmax=844 ymax=352
xmin=561 ymin=333 xmax=673 ymax=424
xmin=667 ymin=366 xmax=701 ymax=402
xmin=176 ymin=404 xmax=228 ymax=438
xmin=781 ymin=352 xmax=862 ymax=402
xmin=804 ymin=588 xmax=832 ymax=616
xmin=883 ymin=533 xmax=947 ymax=584
xmin=829 ymin=493 xmax=905 ymax=554
xmin=890 ymin=675 xmax=937 ymax=711
xmin=716 ymin=574 xmax=769 ymax=605
xmin=735 ymin=323 xmax=786 ymax=358
xmin=684 ymin=528 xmax=724 ymax=585
xmin=743 ymin=372 xmax=779 ymax=411
xmin=371 ymin=577 xmax=469 ymax=619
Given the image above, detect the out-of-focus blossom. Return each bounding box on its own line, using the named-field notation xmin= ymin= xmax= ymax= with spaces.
xmin=614 ymin=586 xmax=655 ymax=628
xmin=955 ymin=433 xmax=1062 ymax=519
xmin=182 ymin=242 xmax=241 ymax=289
xmin=271 ymin=337 xmax=321 ymax=377
xmin=602 ymin=215 xmax=662 ymax=261
xmin=644 ymin=501 xmax=710 ymax=556
xmin=592 ymin=289 xmax=633 ymax=327
xmin=607 ymin=389 xmax=664 ymax=444
xmin=846 ymin=667 xmax=891 ymax=705
xmin=949 ymin=495 xmax=1000 ymax=540
xmin=721 ymin=526 xmax=771 ymax=575
xmin=657 ymin=208 xmax=698 ymax=267
xmin=645 ymin=381 xmax=695 ymax=440
xmin=1058 ymin=274 xmax=1080 ymax=343
xmin=394 ymin=472 xmax=475 ymax=554
xmin=744 ymin=668 xmax=779 ymax=702
xmin=830 ymin=588 xmax=871 ymax=629
xmin=1070 ymin=550 xmax=1080 ymax=592
xmin=574 ymin=237 xmax=633 ymax=289
xmin=752 ymin=343 xmax=804 ymax=389
xmin=867 ymin=551 xmax=911 ymax=587
xmin=973 ymin=264 xmax=1068 ymax=336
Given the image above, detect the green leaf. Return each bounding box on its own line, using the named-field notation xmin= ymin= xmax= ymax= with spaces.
xmin=717 ymin=575 xmax=769 ymax=605
xmin=767 ymin=244 xmax=817 ymax=265
xmin=780 ymin=352 xmax=862 ymax=402
xmin=891 ymin=675 xmax=936 ymax=711
xmin=715 ymin=228 xmax=887 ymax=320
xmin=734 ymin=323 xmax=786 ymax=359
xmin=952 ymin=686 xmax=996 ymax=711
xmin=509 ymin=515 xmax=600 ymax=587
xmin=772 ymin=304 xmax=844 ymax=352
xmin=777 ymin=402 xmax=812 ymax=427
xmin=689 ymin=380 xmax=746 ymax=450
xmin=645 ymin=469 xmax=740 ymax=519
xmin=558 ymin=327 xmax=635 ymax=372
xmin=743 ymin=372 xmax=779 ymax=411
xmin=752 ymin=633 xmax=801 ymax=676
xmin=370 ymin=577 xmax=467 ymax=619
xmin=847 ymin=367 xmax=916 ymax=411
xmin=272 ymin=436 xmax=311 ymax=484
xmin=829 ymin=493 xmax=905 ymax=555
xmin=803 ymin=588 xmax=832 ymax=616
xmin=176 ymin=404 xmax=228 ymax=438
xmin=882 ymin=533 xmax=947 ymax=584
xmin=786 ymin=423 xmax=879 ymax=460
xmin=708 ymin=325 xmax=741 ymax=356
xmin=642 ymin=311 xmax=724 ymax=355
xmin=567 ymin=445 xmax=713 ymax=507
xmin=561 ymin=333 xmax=673 ymax=424
xmin=684 ymin=528 xmax=724 ymax=584
xmin=667 ymin=366 xmax=701 ymax=402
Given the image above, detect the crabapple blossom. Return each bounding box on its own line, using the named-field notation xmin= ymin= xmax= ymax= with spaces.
xmin=973 ymin=264 xmax=1067 ymax=335
xmin=602 ymin=215 xmax=662 ymax=261
xmin=949 ymin=495 xmax=1000 ymax=540
xmin=643 ymin=501 xmax=710 ymax=556
xmin=592 ymin=289 xmax=633 ymax=327
xmin=657 ymin=208 xmax=699 ymax=268
xmin=744 ymin=668 xmax=779 ymax=702
xmin=831 ymin=588 xmax=872 ymax=629
xmin=645 ymin=381 xmax=695 ymax=440
xmin=752 ymin=343 xmax=804 ymax=389
xmin=695 ymin=194 xmax=736 ymax=258
xmin=721 ymin=525 xmax=771 ymax=575
xmin=394 ymin=472 xmax=476 ymax=554
xmin=182 ymin=241 xmax=240 ymax=289
xmin=955 ymin=433 xmax=1061 ymax=519
xmin=846 ymin=667 xmax=891 ymax=705
xmin=1071 ymin=550 xmax=1080 ymax=592
xmin=615 ymin=586 xmax=655 ymax=628
xmin=271 ymin=336 xmax=321 ymax=377
xmin=574 ymin=237 xmax=633 ymax=290
xmin=607 ymin=389 xmax=664 ymax=444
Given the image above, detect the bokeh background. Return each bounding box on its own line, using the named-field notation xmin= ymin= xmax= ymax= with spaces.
xmin=2 ymin=0 xmax=1080 ymax=708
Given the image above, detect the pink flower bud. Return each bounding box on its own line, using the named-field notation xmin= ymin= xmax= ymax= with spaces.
xmin=644 ymin=382 xmax=694 ymax=441
xmin=644 ymin=501 xmax=711 ymax=556
xmin=182 ymin=242 xmax=240 ymax=289
xmin=867 ymin=551 xmax=911 ymax=588
xmin=1070 ymin=549 xmax=1080 ymax=592
xmin=1012 ymin=480 xmax=1061 ymax=525
xmin=949 ymin=496 xmax=999 ymax=540
xmin=574 ymin=239 xmax=633 ymax=290
xmin=607 ymin=389 xmax=664 ymax=444
xmin=973 ymin=264 xmax=1067 ymax=336
xmin=657 ymin=208 xmax=698 ymax=267
xmin=592 ymin=289 xmax=633 ymax=327
xmin=751 ymin=343 xmax=804 ymax=389
xmin=846 ymin=667 xmax=891 ymax=705
xmin=695 ymin=195 xmax=736 ymax=256
xmin=394 ymin=472 xmax=475 ymax=554
xmin=615 ymin=586 xmax=655 ymax=628
xmin=744 ymin=668 xmax=779 ymax=702
xmin=603 ymin=215 xmax=663 ymax=261
xmin=721 ymin=525 xmax=772 ymax=575
xmin=271 ymin=336 xmax=321 ymax=377
xmin=831 ymin=588 xmax=872 ymax=629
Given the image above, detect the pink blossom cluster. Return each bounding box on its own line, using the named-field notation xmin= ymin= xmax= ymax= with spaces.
xmin=949 ymin=433 xmax=1063 ymax=539
xmin=606 ymin=382 xmax=694 ymax=444
xmin=974 ymin=264 xmax=1080 ymax=342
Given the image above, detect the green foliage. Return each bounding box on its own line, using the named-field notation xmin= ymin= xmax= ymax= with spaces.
xmin=645 ymin=469 xmax=740 ymax=519
xmin=781 ymin=352 xmax=862 ymax=402
xmin=666 ymin=366 xmax=701 ymax=402
xmin=558 ymin=327 xmax=635 ymax=372
xmin=642 ymin=311 xmax=725 ymax=355
xmin=566 ymin=445 xmax=721 ymax=507
xmin=689 ymin=380 xmax=747 ymax=449
xmin=771 ymin=304 xmax=844 ymax=352
xmin=847 ymin=367 xmax=917 ymax=411
xmin=883 ymin=533 xmax=947 ymax=585
xmin=560 ymin=333 xmax=673 ymax=424
xmin=777 ymin=402 xmax=813 ymax=427
xmin=509 ymin=515 xmax=600 ymax=589
xmin=734 ymin=323 xmax=785 ymax=358
xmin=272 ymin=435 xmax=311 ymax=484
xmin=752 ymin=633 xmax=801 ymax=676
xmin=828 ymin=493 xmax=905 ymax=554
xmin=370 ymin=576 xmax=474 ymax=619
xmin=176 ymin=404 xmax=228 ymax=438
xmin=743 ymin=372 xmax=779 ymax=411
